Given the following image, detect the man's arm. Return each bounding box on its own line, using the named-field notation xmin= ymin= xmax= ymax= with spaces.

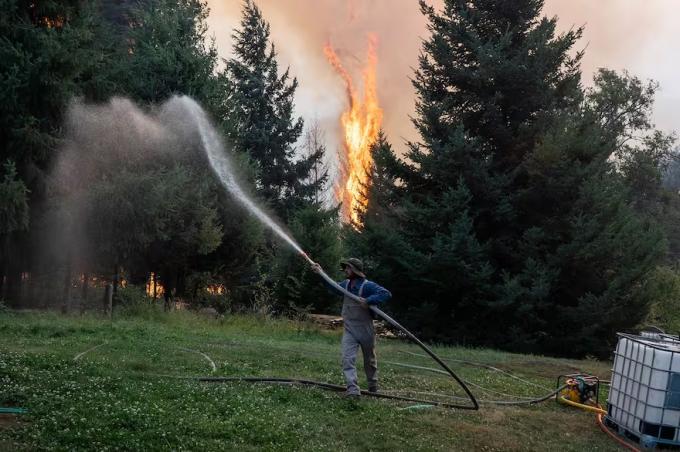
xmin=363 ymin=281 xmax=392 ymax=306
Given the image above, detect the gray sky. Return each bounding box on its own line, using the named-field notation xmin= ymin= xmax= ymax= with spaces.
xmin=205 ymin=0 xmax=679 ymax=157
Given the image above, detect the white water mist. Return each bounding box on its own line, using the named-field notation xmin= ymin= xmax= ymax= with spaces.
xmin=173 ymin=96 xmax=309 ymax=258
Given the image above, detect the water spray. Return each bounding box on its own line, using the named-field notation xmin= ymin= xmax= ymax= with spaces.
xmin=179 ymin=95 xmax=478 ymax=410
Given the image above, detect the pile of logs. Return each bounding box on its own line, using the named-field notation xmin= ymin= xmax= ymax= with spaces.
xmin=308 ymin=314 xmax=399 ymax=338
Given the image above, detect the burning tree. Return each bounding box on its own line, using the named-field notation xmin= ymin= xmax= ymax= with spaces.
xmin=324 ymin=35 xmax=383 ymax=227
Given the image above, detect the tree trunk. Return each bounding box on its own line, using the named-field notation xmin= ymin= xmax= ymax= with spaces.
xmin=112 ymin=264 xmax=119 ymax=306
xmin=163 ymin=289 xmax=171 ymax=312
xmin=153 ymin=272 xmax=158 ymax=301
xmin=61 ymin=262 xmax=72 ymax=314
xmin=4 ymin=232 xmax=21 ymax=307
xmin=80 ymin=272 xmax=89 ymax=313
xmin=0 ymin=234 xmax=8 ymax=301
xmin=5 ymin=269 xmax=21 ymax=308
xmin=103 ymin=283 xmax=112 ymax=319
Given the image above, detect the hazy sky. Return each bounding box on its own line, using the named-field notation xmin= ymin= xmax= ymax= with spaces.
xmin=205 ymin=0 xmax=679 ymax=157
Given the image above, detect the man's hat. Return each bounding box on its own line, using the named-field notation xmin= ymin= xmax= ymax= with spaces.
xmin=340 ymin=258 xmax=366 ymax=278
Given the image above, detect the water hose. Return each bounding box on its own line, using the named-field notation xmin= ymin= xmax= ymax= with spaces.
xmin=399 ymin=350 xmax=551 ymax=391
xmin=596 ymin=409 xmax=641 ymax=452
xmin=558 ymin=396 xmax=640 ymax=451
xmin=198 ymin=376 xmax=472 ymax=408
xmin=0 ymin=408 xmax=27 ymax=414
xmin=557 ymin=396 xmax=607 ymax=415
xmin=196 ymin=376 xmax=560 ymax=407
xmin=301 ymin=252 xmax=478 ymax=410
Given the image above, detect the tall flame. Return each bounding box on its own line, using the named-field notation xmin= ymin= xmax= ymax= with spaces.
xmin=324 ymin=34 xmax=382 ymax=226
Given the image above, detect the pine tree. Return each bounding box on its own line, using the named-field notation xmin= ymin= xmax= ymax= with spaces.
xmin=352 ymin=1 xmax=671 ymax=356
xmin=0 ymin=160 xmax=29 ymax=300
xmin=375 ymin=0 xmax=584 ymax=344
xmin=0 ymin=0 xmax=117 ymax=304
xmin=273 ymin=203 xmax=343 ymax=315
xmin=115 ymin=0 xmax=219 ymax=107
xmin=220 ymin=0 xmax=321 ymax=219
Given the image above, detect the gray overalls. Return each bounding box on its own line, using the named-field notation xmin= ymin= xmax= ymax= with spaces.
xmin=341 ymin=280 xmax=378 ymax=394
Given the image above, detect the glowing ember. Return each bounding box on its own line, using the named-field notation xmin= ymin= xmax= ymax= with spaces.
xmin=206 ymin=284 xmax=226 ymax=295
xmin=324 ymin=34 xmax=382 ymax=226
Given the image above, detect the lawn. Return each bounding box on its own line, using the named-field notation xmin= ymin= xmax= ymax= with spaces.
xmin=0 ymin=309 xmax=623 ymax=451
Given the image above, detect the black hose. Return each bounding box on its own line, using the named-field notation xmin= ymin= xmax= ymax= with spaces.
xmin=197 ymin=377 xmax=563 ymax=408
xmin=369 ymin=306 xmax=478 ymax=410
xmin=198 ymin=376 xmax=478 ymax=408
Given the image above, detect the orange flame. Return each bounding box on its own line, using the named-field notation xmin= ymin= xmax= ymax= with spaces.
xmin=146 ymin=272 xmax=164 ymax=298
xmin=324 ymin=34 xmax=382 ymax=226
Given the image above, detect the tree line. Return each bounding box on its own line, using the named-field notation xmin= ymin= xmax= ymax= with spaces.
xmin=1 ymin=0 xmax=678 ymax=357
xmin=0 ymin=0 xmax=341 ymax=316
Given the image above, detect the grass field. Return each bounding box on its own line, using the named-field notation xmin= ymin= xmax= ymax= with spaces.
xmin=0 ymin=309 xmax=624 ymax=451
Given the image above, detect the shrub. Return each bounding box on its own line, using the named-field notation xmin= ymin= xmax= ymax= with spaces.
xmin=640 ymin=266 xmax=680 ymax=333
xmin=115 ymin=285 xmax=162 ymax=319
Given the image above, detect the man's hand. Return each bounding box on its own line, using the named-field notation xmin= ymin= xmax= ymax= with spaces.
xmin=310 ymin=262 xmax=322 ymax=274
xmin=358 ymin=297 xmax=369 ymax=309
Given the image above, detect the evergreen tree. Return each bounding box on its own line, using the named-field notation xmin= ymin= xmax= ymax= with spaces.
xmin=273 ymin=204 xmax=343 ymax=315
xmin=114 ymin=0 xmax=220 ymax=108
xmin=381 ymin=0 xmax=583 ymax=344
xmin=0 ymin=161 xmax=29 ymax=236
xmin=220 ymin=0 xmax=322 ymax=219
xmin=0 ymin=160 xmax=29 ymax=299
xmin=351 ymin=1 xmax=671 ymax=356
xmin=0 ymin=0 xmax=117 ymax=304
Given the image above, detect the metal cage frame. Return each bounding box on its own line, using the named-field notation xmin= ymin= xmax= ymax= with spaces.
xmin=606 ymin=332 xmax=680 ymax=449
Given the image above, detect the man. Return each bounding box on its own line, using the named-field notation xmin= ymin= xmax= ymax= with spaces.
xmin=311 ymin=258 xmax=392 ymax=397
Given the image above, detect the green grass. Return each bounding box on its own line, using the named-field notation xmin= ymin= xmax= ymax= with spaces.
xmin=0 ymin=310 xmax=623 ymax=451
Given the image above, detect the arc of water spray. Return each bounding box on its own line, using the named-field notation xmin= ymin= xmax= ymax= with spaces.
xmin=179 ymin=96 xmax=306 ymax=257
xmin=179 ymin=95 xmax=478 ymax=410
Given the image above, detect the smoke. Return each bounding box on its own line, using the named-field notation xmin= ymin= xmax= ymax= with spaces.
xmin=205 ymin=0 xmax=427 ymax=158
xmin=206 ymin=0 xmax=679 ymax=156
xmin=542 ymin=0 xmax=679 ymax=133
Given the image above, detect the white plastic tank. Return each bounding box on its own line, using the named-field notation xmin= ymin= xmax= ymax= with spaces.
xmin=607 ymin=332 xmax=680 ymax=446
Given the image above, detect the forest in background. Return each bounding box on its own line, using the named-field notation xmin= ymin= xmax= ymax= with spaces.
xmin=2 ymin=0 xmax=680 ymax=357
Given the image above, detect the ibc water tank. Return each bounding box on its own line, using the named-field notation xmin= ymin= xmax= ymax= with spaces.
xmin=606 ymin=333 xmax=680 ymax=448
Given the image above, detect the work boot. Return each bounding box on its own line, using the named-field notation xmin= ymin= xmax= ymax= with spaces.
xmin=368 ymin=385 xmax=378 ymax=394
xmin=343 ymin=390 xmax=360 ymax=399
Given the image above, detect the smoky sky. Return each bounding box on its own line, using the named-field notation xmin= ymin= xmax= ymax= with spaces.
xmin=206 ymin=0 xmax=680 ymax=157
